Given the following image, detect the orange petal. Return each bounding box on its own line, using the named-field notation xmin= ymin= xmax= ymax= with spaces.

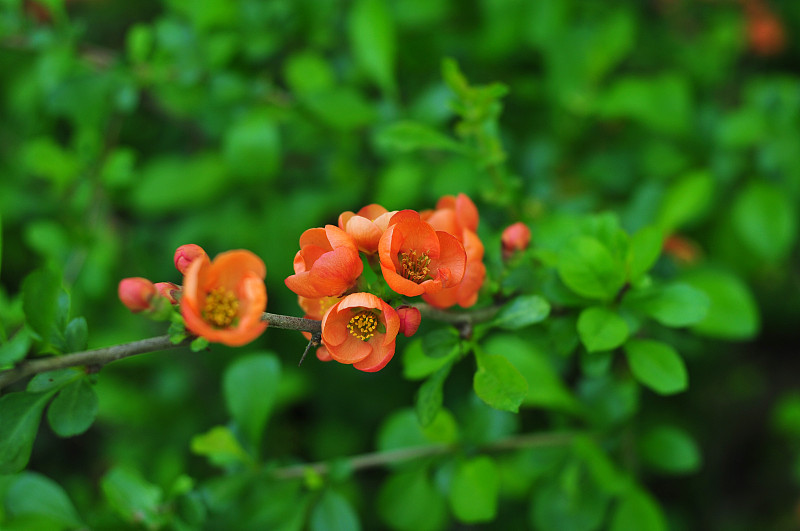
xmin=353 ymin=341 xmax=395 ymax=372
xmin=344 ymin=215 xmax=383 ymax=254
xmin=388 ymin=209 xmax=421 ymax=227
xmin=430 ymin=231 xmax=466 ymax=286
xmin=299 ymin=227 xmax=332 ymax=251
xmin=308 ymin=247 xmax=363 ymax=296
xmin=357 ymin=203 xmax=388 ymax=220
xmin=455 ymin=193 xmax=479 ymax=232
xmin=328 ymin=336 xmax=373 ymax=364
xmin=324 ymin=225 xmax=358 ymax=252
xmin=207 ymin=250 xmax=266 ymax=291
xmin=338 ymin=292 xmax=382 ymax=311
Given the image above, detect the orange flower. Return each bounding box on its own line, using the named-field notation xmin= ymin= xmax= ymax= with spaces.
xmin=174 ymin=244 xmax=209 ymax=275
xmin=338 ymin=204 xmax=396 ymax=254
xmin=285 ymin=226 xmax=363 ymax=299
xmin=181 ymin=250 xmax=268 ymax=346
xmin=423 ymin=229 xmax=486 ymax=309
xmin=745 ymin=0 xmax=785 ymax=56
xmin=421 ymin=194 xmax=486 ymax=308
xmin=320 ymin=293 xmax=400 ymax=372
xmin=378 ymin=210 xmax=466 ymax=297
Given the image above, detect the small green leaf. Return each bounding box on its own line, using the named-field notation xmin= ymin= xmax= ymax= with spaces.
xmin=101 ymin=467 xmax=164 ymax=528
xmin=348 ymin=0 xmax=396 ymax=94
xmin=577 ymin=307 xmax=629 ymax=353
xmin=492 ymin=295 xmax=551 ymax=330
xmin=610 ymin=487 xmax=667 ymax=531
xmin=310 ymin=489 xmax=361 ymax=531
xmin=416 ymin=363 xmax=452 ymax=427
xmin=190 ymin=336 xmax=209 ymax=352
xmin=5 ymin=471 xmax=84 ymax=528
xmin=655 ymin=170 xmax=713 ymax=231
xmin=558 ymin=236 xmax=627 ymax=300
xmin=474 ymin=351 xmax=528 ymax=413
xmin=27 ymin=368 xmax=82 ymax=393
xmin=627 ymin=226 xmax=662 ymax=282
xmin=0 ymin=328 xmax=32 ymax=366
xmin=378 ymin=468 xmax=447 ymax=531
xmin=223 ymin=353 xmax=282 ymax=450
xmin=126 ymin=23 xmax=153 ymax=63
xmin=624 ymin=340 xmax=688 ymax=395
xmin=21 ymin=268 xmax=61 ymax=342
xmin=449 ymin=456 xmax=499 ymax=523
xmin=627 ymin=283 xmax=710 ymax=328
xmin=639 ymin=425 xmax=702 ymax=475
xmin=0 ymin=391 xmax=53 ymax=473
xmin=531 ymin=469 xmax=610 ymax=531
xmin=46 ymin=378 xmax=98 ymax=437
xmin=377 ymin=408 xmax=458 ymax=453
xmin=421 ymin=328 xmax=459 ymax=358
xmin=402 ymin=337 xmax=459 ymax=380
xmin=731 ymin=181 xmax=797 ymax=262
xmin=64 ymin=317 xmax=88 ymax=352
xmin=190 ymin=425 xmax=252 ymax=468
xmin=375 ymin=121 xmax=463 ymax=153
xmin=682 ymin=268 xmax=759 ymax=340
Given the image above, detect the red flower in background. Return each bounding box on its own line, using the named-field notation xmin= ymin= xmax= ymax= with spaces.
xmin=181 ymin=250 xmax=268 ymax=346
xmin=501 ymin=222 xmax=531 ymax=258
xmin=320 ymin=293 xmax=400 ymax=372
xmin=338 ymin=204 xmax=396 ymax=254
xmin=285 ymin=226 xmax=363 ymax=299
xmin=744 ymin=0 xmax=785 ymax=56
xmin=378 ymin=210 xmax=466 ymax=297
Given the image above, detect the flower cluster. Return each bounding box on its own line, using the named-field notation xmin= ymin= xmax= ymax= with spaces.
xmin=119 ymin=245 xmax=268 ymax=347
xmin=285 ymin=195 xmax=487 ymax=372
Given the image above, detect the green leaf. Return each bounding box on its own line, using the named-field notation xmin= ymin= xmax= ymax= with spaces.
xmin=126 ymin=23 xmax=153 ymax=63
xmin=223 ymin=110 xmax=281 ymax=182
xmin=626 ymin=283 xmax=710 ymax=327
xmin=558 ymin=236 xmax=626 ymax=300
xmin=682 ymin=268 xmax=760 ymax=340
xmin=731 ymin=181 xmax=797 ymax=262
xmin=46 ymin=378 xmax=98 ymax=437
xmin=5 ymin=472 xmax=84 ymax=528
xmin=21 ymin=268 xmax=61 ymax=342
xmin=624 ymin=340 xmax=688 ymax=395
xmin=310 ymin=490 xmax=361 ymax=531
xmin=483 ymin=334 xmax=580 ymax=412
xmin=223 ymin=353 xmax=282 ymax=450
xmin=492 ymin=295 xmax=551 ymax=330
xmin=596 ymin=74 xmax=691 ymax=135
xmin=284 ymin=51 xmax=336 ymax=96
xmin=378 ymin=468 xmax=447 ymax=531
xmin=348 ymin=0 xmax=396 ymax=94
xmin=375 ymin=121 xmax=463 ymax=153
xmin=449 ymin=456 xmax=499 ymax=523
xmin=402 ymin=337 xmax=459 ymax=380
xmin=421 ymin=328 xmax=460 ymax=358
xmin=377 ymin=408 xmax=458 ymax=452
xmin=655 ymin=170 xmax=713 ymax=231
xmin=0 ymin=391 xmax=53 ymax=473
xmin=639 ymin=425 xmax=702 ymax=475
xmin=473 ymin=351 xmax=528 ymax=413
xmin=572 ymin=436 xmax=630 ymax=496
xmin=415 ymin=362 xmax=452 ymax=427
xmin=64 ymin=317 xmax=88 ymax=352
xmin=101 ymin=467 xmax=164 ymax=528
xmin=27 ymin=368 xmax=82 ymax=393
xmin=531 ymin=469 xmax=610 ymax=531
xmin=577 ymin=307 xmax=629 ymax=353
xmin=190 ymin=425 xmax=252 ymax=468
xmin=0 ymin=328 xmax=32 ymax=366
xmin=627 ymin=226 xmax=662 ymax=282
xmin=610 ymin=487 xmax=667 ymax=531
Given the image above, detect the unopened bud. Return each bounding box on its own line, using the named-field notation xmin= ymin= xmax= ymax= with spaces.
xmin=397 ymin=305 xmax=421 ymax=338
xmin=174 ymin=244 xmax=208 ymax=275
xmin=501 ymin=222 xmax=531 ymax=259
xmin=118 ymin=277 xmax=156 ymax=313
xmin=154 ymin=282 xmax=181 ymax=304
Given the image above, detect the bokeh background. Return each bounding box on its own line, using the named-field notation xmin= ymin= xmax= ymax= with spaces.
xmin=1 ymin=0 xmax=800 ymax=529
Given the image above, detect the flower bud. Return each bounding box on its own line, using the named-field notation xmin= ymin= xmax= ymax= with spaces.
xmin=501 ymin=222 xmax=531 ymax=259
xmin=174 ymin=244 xmax=208 ymax=275
xmin=154 ymin=282 xmax=181 ymax=304
xmin=118 ymin=277 xmax=157 ymax=313
xmin=396 ymin=305 xmax=421 ymax=338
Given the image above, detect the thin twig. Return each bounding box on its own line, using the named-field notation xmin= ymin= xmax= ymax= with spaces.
xmin=270 ymin=430 xmax=580 ymax=480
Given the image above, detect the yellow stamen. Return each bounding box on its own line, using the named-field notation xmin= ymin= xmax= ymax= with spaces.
xmin=399 ymin=250 xmax=430 ymax=283
xmin=347 ymin=310 xmax=378 ymax=341
xmin=203 ymin=287 xmax=239 ymax=328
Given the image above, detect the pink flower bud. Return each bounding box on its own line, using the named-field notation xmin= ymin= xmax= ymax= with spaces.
xmin=154 ymin=282 xmax=181 ymax=304
xmin=501 ymin=222 xmax=531 ymax=258
xmin=118 ymin=277 xmax=156 ymax=313
xmin=397 ymin=305 xmax=421 ymax=338
xmin=174 ymin=244 xmax=208 ymax=275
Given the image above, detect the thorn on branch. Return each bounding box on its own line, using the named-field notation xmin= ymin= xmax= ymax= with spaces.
xmin=298 ymin=332 xmax=321 ymax=367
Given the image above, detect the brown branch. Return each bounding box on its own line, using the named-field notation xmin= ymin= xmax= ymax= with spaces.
xmin=270 ymin=430 xmax=579 ymax=480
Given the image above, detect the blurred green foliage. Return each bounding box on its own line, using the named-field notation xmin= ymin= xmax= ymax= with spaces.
xmin=1 ymin=0 xmax=800 ymax=529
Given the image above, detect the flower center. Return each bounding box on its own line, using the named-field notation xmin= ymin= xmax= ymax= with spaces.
xmin=203 ymin=287 xmax=239 ymax=328
xmin=347 ymin=310 xmax=378 ymax=341
xmin=399 ymin=250 xmax=430 ymax=283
